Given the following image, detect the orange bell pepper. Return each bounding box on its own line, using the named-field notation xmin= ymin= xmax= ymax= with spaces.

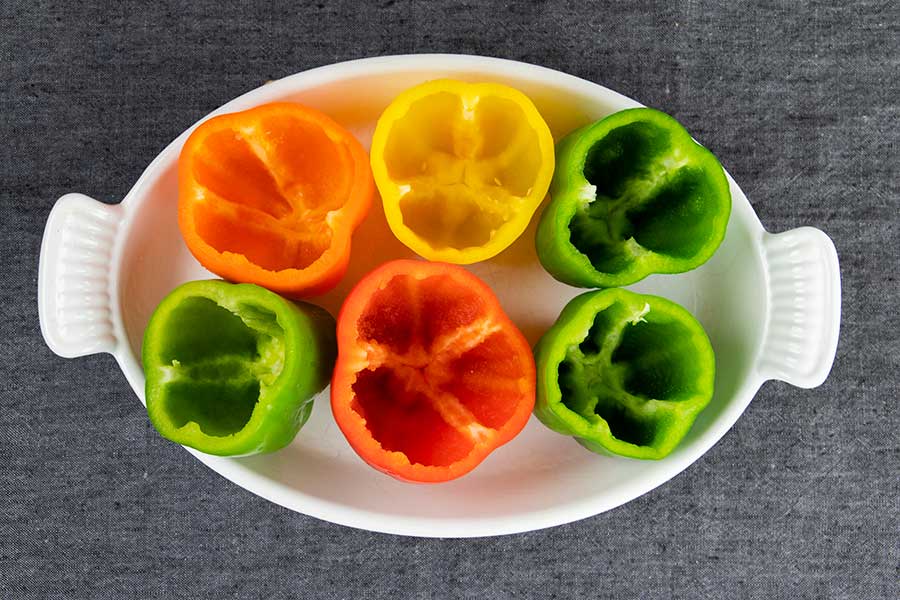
xmin=178 ymin=102 xmax=373 ymax=297
xmin=331 ymin=260 xmax=536 ymax=483
xmin=370 ymin=80 xmax=555 ymax=264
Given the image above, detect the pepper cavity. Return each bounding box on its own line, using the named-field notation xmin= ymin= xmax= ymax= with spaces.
xmin=537 ymin=107 xmax=732 ymax=288
xmin=142 ymin=280 xmax=336 ymax=456
xmin=534 ymin=288 xmax=715 ymax=460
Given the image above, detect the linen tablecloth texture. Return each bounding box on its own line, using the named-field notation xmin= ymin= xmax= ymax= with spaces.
xmin=1 ymin=2 xmax=897 ymax=598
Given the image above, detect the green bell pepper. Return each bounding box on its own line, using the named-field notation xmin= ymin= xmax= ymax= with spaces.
xmin=142 ymin=280 xmax=336 ymax=456
xmin=534 ymin=288 xmax=715 ymax=459
xmin=536 ymin=108 xmax=731 ymax=288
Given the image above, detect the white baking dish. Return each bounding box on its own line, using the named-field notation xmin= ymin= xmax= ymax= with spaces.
xmin=38 ymin=54 xmax=840 ymax=537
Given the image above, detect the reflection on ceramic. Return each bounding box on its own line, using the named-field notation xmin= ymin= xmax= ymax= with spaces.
xmin=38 ymin=55 xmax=840 ymax=537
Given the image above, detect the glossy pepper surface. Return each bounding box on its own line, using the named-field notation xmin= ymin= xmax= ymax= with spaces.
xmin=331 ymin=260 xmax=535 ymax=482
xmin=534 ymin=288 xmax=715 ymax=460
xmin=178 ymin=102 xmax=373 ymax=298
xmin=536 ymin=108 xmax=731 ymax=288
xmin=142 ymin=280 xmax=336 ymax=456
xmin=370 ymin=80 xmax=554 ymax=264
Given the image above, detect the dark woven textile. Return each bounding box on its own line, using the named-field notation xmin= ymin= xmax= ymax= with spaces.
xmin=2 ymin=1 xmax=897 ymax=598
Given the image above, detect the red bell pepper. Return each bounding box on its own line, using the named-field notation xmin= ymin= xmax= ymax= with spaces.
xmin=331 ymin=260 xmax=535 ymax=483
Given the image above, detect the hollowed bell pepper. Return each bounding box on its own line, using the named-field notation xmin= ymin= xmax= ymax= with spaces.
xmin=142 ymin=280 xmax=336 ymax=456
xmin=370 ymin=80 xmax=555 ymax=264
xmin=178 ymin=102 xmax=373 ymax=298
xmin=536 ymin=108 xmax=731 ymax=288
xmin=534 ymin=288 xmax=715 ymax=460
xmin=331 ymin=260 xmax=535 ymax=482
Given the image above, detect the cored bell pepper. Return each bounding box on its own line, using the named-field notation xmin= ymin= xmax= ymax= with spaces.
xmin=536 ymin=108 xmax=731 ymax=288
xmin=534 ymin=288 xmax=715 ymax=459
xmin=178 ymin=102 xmax=373 ymax=298
xmin=142 ymin=280 xmax=336 ymax=456
xmin=331 ymin=260 xmax=535 ymax=482
xmin=370 ymin=80 xmax=555 ymax=264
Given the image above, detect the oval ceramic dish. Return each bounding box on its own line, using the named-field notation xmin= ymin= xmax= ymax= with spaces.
xmin=38 ymin=55 xmax=841 ymax=537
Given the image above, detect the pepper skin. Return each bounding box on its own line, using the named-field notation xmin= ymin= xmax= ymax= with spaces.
xmin=534 ymin=288 xmax=715 ymax=460
xmin=142 ymin=280 xmax=336 ymax=456
xmin=370 ymin=80 xmax=554 ymax=264
xmin=331 ymin=260 xmax=535 ymax=482
xmin=178 ymin=102 xmax=373 ymax=298
xmin=536 ymin=108 xmax=731 ymax=288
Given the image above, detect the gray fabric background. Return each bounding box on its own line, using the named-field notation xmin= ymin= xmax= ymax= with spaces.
xmin=2 ymin=1 xmax=898 ymax=598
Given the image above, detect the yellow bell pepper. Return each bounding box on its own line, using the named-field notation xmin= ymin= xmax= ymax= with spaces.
xmin=370 ymin=80 xmax=555 ymax=264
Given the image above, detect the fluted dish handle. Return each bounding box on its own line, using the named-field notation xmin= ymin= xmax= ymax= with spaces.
xmin=757 ymin=227 xmax=841 ymax=388
xmin=38 ymin=193 xmax=123 ymax=358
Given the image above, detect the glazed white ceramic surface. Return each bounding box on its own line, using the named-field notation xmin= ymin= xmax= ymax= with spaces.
xmin=38 ymin=55 xmax=841 ymax=537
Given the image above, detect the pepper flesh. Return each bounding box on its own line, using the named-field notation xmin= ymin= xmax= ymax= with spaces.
xmin=331 ymin=260 xmax=536 ymax=482
xmin=370 ymin=80 xmax=555 ymax=264
xmin=142 ymin=280 xmax=336 ymax=456
xmin=536 ymin=108 xmax=731 ymax=288
xmin=534 ymin=288 xmax=715 ymax=459
xmin=178 ymin=102 xmax=373 ymax=298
